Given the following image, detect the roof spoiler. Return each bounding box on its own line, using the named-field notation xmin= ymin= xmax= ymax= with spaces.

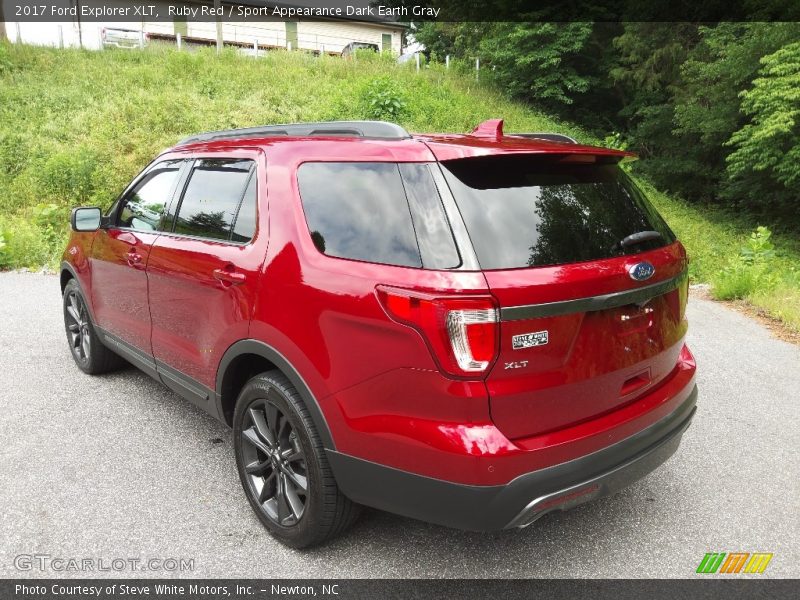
xmin=177 ymin=121 xmax=411 ymax=145
xmin=470 ymin=119 xmax=577 ymax=144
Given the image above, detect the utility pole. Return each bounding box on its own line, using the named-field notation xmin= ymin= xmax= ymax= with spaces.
xmin=214 ymin=0 xmax=223 ymax=54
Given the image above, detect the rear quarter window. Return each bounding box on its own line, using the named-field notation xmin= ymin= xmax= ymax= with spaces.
xmin=297 ymin=162 xmax=460 ymax=269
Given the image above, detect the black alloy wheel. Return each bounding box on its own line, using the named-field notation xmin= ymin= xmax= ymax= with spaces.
xmin=240 ymin=398 xmax=309 ymax=526
xmin=65 ymin=288 xmax=91 ymax=363
xmin=62 ymin=278 xmax=125 ymax=374
xmin=233 ymin=371 xmax=360 ymax=548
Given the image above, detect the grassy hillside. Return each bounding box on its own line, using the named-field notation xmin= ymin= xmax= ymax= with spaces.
xmin=1 ymin=41 xmax=798 ymax=332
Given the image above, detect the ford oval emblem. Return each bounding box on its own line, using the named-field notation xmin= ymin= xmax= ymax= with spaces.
xmin=628 ymin=261 xmax=655 ymax=282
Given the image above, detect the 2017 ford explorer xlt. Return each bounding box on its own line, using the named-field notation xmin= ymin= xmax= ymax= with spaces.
xmin=61 ymin=119 xmax=697 ymax=548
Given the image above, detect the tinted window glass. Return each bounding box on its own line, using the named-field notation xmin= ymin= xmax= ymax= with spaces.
xmin=118 ymin=160 xmax=183 ymax=231
xmin=173 ymin=159 xmax=253 ymax=241
xmin=231 ymin=174 xmax=257 ymax=243
xmin=297 ymin=162 xmax=421 ymax=268
xmin=441 ymin=156 xmax=675 ymax=270
xmin=399 ymin=163 xmax=460 ymax=269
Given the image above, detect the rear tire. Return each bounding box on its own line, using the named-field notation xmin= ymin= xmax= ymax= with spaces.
xmin=233 ymin=370 xmax=360 ymax=548
xmin=62 ymin=279 xmax=125 ymax=374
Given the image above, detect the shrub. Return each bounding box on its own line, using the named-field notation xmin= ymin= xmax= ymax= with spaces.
xmin=360 ymin=77 xmax=407 ymax=121
xmin=35 ymin=147 xmax=101 ymax=206
xmin=712 ymin=226 xmax=780 ymax=300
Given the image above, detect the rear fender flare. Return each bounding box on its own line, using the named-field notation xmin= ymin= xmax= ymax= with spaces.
xmin=216 ymin=339 xmax=335 ymax=449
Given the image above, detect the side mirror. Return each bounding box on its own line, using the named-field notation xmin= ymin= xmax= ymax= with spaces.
xmin=70 ymin=207 xmax=102 ymax=232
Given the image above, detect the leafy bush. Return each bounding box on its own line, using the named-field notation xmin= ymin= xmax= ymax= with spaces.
xmin=32 ymin=203 xmax=67 ymax=246
xmin=360 ymin=77 xmax=407 ymax=121
xmin=35 ymin=148 xmax=101 ymax=206
xmin=712 ymin=226 xmax=780 ymax=300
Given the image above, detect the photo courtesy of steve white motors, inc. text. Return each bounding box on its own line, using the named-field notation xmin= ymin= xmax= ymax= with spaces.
xmin=15 ymin=583 xmax=340 ymax=597
xmin=10 ymin=2 xmax=442 ymax=19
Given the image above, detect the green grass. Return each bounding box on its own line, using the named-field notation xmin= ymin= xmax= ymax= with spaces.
xmin=643 ymin=183 xmax=800 ymax=332
xmin=1 ymin=41 xmax=798 ymax=333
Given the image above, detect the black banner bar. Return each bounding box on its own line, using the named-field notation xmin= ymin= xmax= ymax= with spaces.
xmin=3 ymin=579 xmax=798 ymax=600
xmin=3 ymin=0 xmax=800 ymax=23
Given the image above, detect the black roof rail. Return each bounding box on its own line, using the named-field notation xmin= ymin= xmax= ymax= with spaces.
xmin=177 ymin=121 xmax=411 ymax=145
xmin=508 ymin=132 xmax=578 ymax=144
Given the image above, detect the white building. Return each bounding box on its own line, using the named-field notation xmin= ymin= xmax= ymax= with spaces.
xmin=4 ymin=1 xmax=407 ymax=56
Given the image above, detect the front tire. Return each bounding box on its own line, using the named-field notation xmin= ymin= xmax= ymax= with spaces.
xmin=233 ymin=371 xmax=360 ymax=548
xmin=62 ymin=279 xmax=125 ymax=374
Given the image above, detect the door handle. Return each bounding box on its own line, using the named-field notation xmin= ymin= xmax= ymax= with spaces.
xmin=126 ymin=251 xmax=143 ymax=266
xmin=213 ymin=267 xmax=246 ymax=285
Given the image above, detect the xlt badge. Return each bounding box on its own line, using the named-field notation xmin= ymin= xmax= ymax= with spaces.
xmin=512 ymin=330 xmax=549 ymax=350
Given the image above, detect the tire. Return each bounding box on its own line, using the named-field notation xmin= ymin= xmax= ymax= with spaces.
xmin=233 ymin=370 xmax=360 ymax=548
xmin=62 ymin=279 xmax=125 ymax=374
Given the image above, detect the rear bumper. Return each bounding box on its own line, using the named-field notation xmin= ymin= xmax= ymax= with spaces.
xmin=328 ymin=384 xmax=696 ymax=531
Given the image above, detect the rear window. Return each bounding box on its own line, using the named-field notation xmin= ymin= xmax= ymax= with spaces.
xmin=441 ymin=155 xmax=675 ymax=270
xmin=297 ymin=162 xmax=459 ymax=269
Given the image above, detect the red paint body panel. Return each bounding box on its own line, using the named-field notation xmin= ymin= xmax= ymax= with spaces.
xmin=90 ymin=228 xmax=160 ymax=353
xmin=147 ymin=149 xmax=268 ymax=389
xmin=484 ymin=242 xmax=689 ymax=439
xmin=62 ymin=128 xmax=695 ymax=495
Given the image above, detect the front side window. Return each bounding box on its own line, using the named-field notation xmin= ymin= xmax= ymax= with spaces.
xmin=118 ymin=160 xmax=183 ymax=231
xmin=172 ymin=159 xmax=255 ymax=241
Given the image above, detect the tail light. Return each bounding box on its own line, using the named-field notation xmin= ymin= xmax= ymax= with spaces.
xmin=376 ymin=286 xmax=499 ymax=378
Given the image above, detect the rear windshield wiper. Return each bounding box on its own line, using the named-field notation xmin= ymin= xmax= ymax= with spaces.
xmin=613 ymin=230 xmax=664 ymax=253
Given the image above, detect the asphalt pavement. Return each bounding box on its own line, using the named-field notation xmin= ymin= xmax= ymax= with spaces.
xmin=0 ymin=271 xmax=797 ymax=578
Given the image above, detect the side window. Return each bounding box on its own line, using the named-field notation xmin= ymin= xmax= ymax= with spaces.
xmin=118 ymin=160 xmax=183 ymax=231
xmin=172 ymin=159 xmax=254 ymax=241
xmin=399 ymin=163 xmax=460 ymax=269
xmin=297 ymin=162 xmax=422 ymax=268
xmin=231 ymin=174 xmax=257 ymax=243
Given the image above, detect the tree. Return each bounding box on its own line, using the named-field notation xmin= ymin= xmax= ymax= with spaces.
xmin=725 ymin=41 xmax=800 ymax=216
xmin=672 ymin=23 xmax=800 ymax=203
xmin=477 ymin=22 xmax=594 ymax=108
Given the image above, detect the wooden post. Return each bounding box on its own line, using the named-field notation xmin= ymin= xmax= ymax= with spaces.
xmin=415 ymin=52 xmax=420 ymax=73
xmin=139 ymin=30 xmax=144 ymax=49
xmin=214 ymin=0 xmax=223 ymax=54
xmin=445 ymin=55 xmax=450 ymax=69
xmin=58 ymin=25 xmax=64 ymax=48
xmin=475 ymin=57 xmax=480 ymax=80
xmin=176 ymin=32 xmax=182 ymax=51
xmin=253 ymin=38 xmax=258 ymax=57
xmin=15 ymin=22 xmax=22 ymax=43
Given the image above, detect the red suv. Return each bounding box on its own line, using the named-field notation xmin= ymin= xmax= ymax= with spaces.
xmin=61 ymin=119 xmax=697 ymax=548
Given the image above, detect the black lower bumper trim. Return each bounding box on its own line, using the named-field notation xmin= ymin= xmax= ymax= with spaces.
xmin=327 ymin=384 xmax=697 ymax=531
